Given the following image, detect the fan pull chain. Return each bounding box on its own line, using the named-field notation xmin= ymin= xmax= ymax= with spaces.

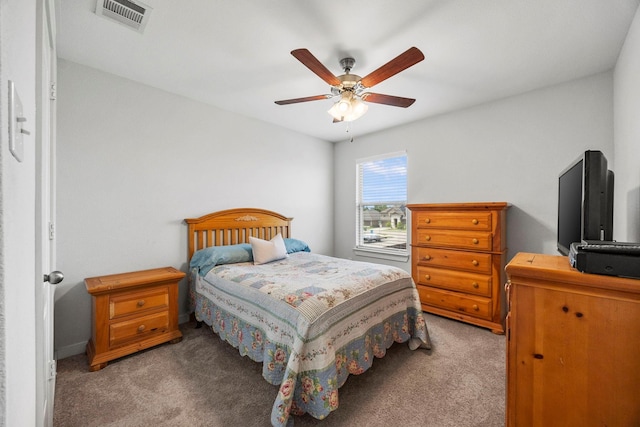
xmin=346 ymin=122 xmax=354 ymax=142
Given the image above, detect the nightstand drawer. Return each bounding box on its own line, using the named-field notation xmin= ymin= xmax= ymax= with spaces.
xmin=110 ymin=286 xmax=169 ymax=320
xmin=414 ymin=247 xmax=492 ymax=274
xmin=416 ymin=266 xmax=492 ymax=297
xmin=414 ymin=211 xmax=492 ymax=231
xmin=415 ymin=229 xmax=493 ymax=251
xmin=417 ymin=286 xmax=492 ymax=320
xmin=110 ymin=311 xmax=169 ymax=348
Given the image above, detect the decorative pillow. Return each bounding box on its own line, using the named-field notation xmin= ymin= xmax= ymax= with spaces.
xmin=189 ymin=243 xmax=253 ymax=275
xmin=250 ymin=233 xmax=288 ymax=265
xmin=284 ymin=238 xmax=311 ymax=254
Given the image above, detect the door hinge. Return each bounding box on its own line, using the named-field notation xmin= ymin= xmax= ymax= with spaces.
xmin=49 ymin=82 xmax=56 ymax=101
xmin=48 ymin=360 xmax=57 ymax=380
xmin=49 ymin=222 xmax=55 ymax=240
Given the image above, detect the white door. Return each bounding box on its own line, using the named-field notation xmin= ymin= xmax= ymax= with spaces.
xmin=36 ymin=1 xmax=59 ymax=425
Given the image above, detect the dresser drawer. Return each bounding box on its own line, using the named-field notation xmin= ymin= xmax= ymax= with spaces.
xmin=414 ymin=211 xmax=492 ymax=231
xmin=109 ymin=286 xmax=169 ymax=320
xmin=413 ymin=247 xmax=492 ymax=274
xmin=416 ymin=266 xmax=492 ymax=297
xmin=109 ymin=311 xmax=169 ymax=348
xmin=417 ymin=286 xmax=492 ymax=320
xmin=415 ymin=229 xmax=493 ymax=251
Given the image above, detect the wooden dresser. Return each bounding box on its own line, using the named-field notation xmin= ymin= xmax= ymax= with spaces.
xmin=85 ymin=266 xmax=185 ymax=371
xmin=505 ymin=253 xmax=640 ymax=426
xmin=407 ymin=202 xmax=509 ymax=333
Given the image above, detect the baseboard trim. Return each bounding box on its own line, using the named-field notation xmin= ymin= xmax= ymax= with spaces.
xmin=55 ymin=341 xmax=87 ymax=360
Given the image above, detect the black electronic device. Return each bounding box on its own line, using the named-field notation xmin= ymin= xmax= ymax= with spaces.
xmin=569 ymin=241 xmax=640 ymax=279
xmin=557 ymin=150 xmax=614 ymax=255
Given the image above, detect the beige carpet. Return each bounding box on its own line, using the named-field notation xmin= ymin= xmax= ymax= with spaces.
xmin=53 ymin=313 xmax=505 ymax=427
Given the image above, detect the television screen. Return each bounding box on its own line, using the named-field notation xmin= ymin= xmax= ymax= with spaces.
xmin=557 ymin=159 xmax=583 ymax=255
xmin=557 ymin=150 xmax=613 ymax=256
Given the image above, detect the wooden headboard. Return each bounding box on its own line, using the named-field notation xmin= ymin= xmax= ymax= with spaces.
xmin=184 ymin=208 xmax=293 ymax=261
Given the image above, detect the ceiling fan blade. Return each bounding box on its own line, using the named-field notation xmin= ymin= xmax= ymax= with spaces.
xmin=361 ymin=93 xmax=416 ymax=108
xmin=291 ymin=49 xmax=342 ymax=86
xmin=360 ymin=47 xmax=425 ymax=88
xmin=275 ymin=94 xmax=331 ymax=105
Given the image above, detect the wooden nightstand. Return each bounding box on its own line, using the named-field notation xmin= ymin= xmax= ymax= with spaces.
xmin=85 ymin=266 xmax=185 ymax=371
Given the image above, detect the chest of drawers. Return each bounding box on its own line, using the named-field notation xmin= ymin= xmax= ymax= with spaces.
xmin=407 ymin=203 xmax=509 ymax=333
xmin=85 ymin=266 xmax=185 ymax=371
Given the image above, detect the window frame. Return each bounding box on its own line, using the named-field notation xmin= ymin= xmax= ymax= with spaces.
xmin=353 ymin=151 xmax=409 ymax=262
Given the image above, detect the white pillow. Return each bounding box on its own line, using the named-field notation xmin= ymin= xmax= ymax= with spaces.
xmin=250 ymin=233 xmax=288 ymax=265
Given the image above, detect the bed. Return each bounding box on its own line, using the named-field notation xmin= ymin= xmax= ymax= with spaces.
xmin=185 ymin=208 xmax=431 ymax=426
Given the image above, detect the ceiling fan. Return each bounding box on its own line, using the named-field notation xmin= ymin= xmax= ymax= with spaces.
xmin=275 ymin=47 xmax=425 ymax=122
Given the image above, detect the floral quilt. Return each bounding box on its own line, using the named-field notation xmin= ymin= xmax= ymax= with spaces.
xmin=190 ymin=251 xmax=431 ymax=426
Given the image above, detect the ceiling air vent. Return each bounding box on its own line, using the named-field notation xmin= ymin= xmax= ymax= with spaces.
xmin=95 ymin=0 xmax=152 ymax=33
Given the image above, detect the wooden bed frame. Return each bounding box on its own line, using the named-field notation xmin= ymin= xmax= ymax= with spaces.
xmin=184 ymin=208 xmax=430 ymax=425
xmin=184 ymin=208 xmax=293 ymax=261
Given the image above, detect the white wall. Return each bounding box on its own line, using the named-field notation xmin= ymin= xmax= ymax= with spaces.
xmin=0 ymin=0 xmax=37 ymax=425
xmin=334 ymin=72 xmax=614 ymax=269
xmin=614 ymin=5 xmax=640 ymax=242
xmin=54 ymin=60 xmax=334 ymax=357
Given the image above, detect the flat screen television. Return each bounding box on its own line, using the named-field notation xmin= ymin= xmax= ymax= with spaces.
xmin=557 ymin=150 xmax=614 ymax=255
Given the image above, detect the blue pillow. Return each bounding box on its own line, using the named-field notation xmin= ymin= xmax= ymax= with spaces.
xmin=190 ymin=243 xmax=253 ymax=276
xmin=284 ymin=238 xmax=311 ymax=254
xmin=190 ymin=239 xmax=310 ymax=276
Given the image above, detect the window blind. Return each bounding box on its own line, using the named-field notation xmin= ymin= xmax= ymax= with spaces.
xmin=358 ymin=154 xmax=407 ymax=204
xmin=355 ymin=152 xmax=408 ymax=255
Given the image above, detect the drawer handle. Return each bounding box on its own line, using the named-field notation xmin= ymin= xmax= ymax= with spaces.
xmin=472 ymin=282 xmax=479 ymax=289
xmin=423 ymin=255 xmax=431 ymax=261
xmin=472 ymin=260 xmax=479 ymax=266
xmin=424 ymin=274 xmax=431 ymax=280
xmin=424 ymin=235 xmax=431 ymax=241
xmin=472 ymin=304 xmax=479 ymax=311
xmin=472 ymin=238 xmax=479 ymax=244
xmin=137 ymin=325 xmax=146 ymax=333
xmin=424 ymin=218 xmax=431 ymax=224
xmin=137 ymin=300 xmax=146 ymax=307
xmin=472 ymin=219 xmax=478 ymax=225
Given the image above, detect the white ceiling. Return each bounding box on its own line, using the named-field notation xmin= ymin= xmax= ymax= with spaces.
xmin=57 ymin=0 xmax=639 ymax=143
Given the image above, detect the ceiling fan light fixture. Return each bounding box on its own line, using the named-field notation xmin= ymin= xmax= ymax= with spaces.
xmin=351 ymin=98 xmax=368 ymax=118
xmin=327 ymin=103 xmax=345 ymax=120
xmin=328 ymin=92 xmax=368 ymax=122
xmin=337 ymin=98 xmax=352 ymax=113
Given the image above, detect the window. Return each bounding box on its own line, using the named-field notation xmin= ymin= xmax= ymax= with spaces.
xmin=355 ymin=152 xmax=408 ymax=258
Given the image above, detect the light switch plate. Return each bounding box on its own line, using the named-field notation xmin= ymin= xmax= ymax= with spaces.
xmin=8 ymin=80 xmax=25 ymax=162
